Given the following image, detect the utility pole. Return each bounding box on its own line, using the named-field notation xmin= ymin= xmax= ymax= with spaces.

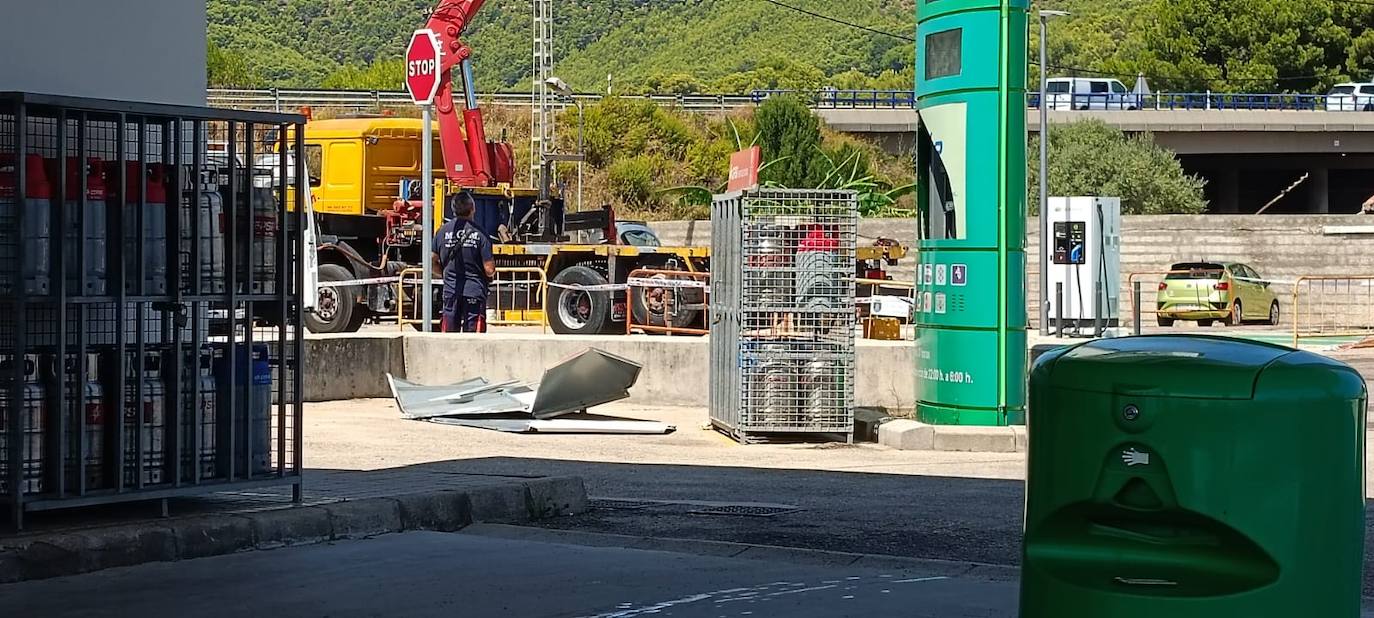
xmin=1038 ymin=10 xmax=1069 ymax=336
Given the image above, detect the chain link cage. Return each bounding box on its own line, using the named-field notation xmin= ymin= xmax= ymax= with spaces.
xmin=0 ymin=93 xmax=307 ymax=530
xmin=709 ymin=189 xmax=858 ymax=444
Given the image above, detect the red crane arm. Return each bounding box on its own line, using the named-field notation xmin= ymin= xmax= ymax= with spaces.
xmin=423 ymin=0 xmax=495 ymax=186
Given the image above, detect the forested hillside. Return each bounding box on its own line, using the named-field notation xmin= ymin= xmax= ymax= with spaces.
xmin=208 ymin=0 xmax=1374 ymax=94
xmin=208 ymin=0 xmax=913 ymax=91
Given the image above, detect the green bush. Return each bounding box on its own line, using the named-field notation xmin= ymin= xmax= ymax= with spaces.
xmin=582 ymin=97 xmax=693 ymax=168
xmin=607 ymin=155 xmax=667 ymax=208
xmin=1028 ymin=120 xmax=1207 ymax=215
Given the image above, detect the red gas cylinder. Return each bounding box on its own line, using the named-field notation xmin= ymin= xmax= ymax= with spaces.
xmin=109 ymin=161 xmax=169 ymax=295
xmin=0 ymin=154 xmax=53 ymax=295
xmin=47 ymin=158 xmax=109 ymax=296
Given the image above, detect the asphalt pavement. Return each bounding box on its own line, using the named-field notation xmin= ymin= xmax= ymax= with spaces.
xmin=0 ymin=531 xmax=1019 ymax=618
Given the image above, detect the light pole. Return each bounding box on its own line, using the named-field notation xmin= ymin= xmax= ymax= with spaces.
xmin=546 ymin=76 xmax=585 ymax=212
xmin=1038 ymin=9 xmax=1069 ymax=336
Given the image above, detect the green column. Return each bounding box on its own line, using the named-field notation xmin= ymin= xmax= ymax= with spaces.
xmin=914 ymin=0 xmax=1029 ymax=426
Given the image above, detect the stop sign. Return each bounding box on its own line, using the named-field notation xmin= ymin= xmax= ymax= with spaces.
xmin=406 ymin=29 xmax=443 ymax=106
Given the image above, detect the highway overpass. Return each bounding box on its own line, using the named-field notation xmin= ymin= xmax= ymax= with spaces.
xmin=822 ymin=108 xmax=1374 ymax=215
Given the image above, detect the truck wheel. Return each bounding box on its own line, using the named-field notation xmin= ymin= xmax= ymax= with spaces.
xmin=549 ymin=265 xmax=611 ymax=335
xmin=631 ymin=272 xmax=702 ymax=333
xmin=305 ymin=264 xmax=361 ymax=334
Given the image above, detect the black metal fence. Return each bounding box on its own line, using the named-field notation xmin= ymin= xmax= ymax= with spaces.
xmin=0 ymin=92 xmax=307 ymax=529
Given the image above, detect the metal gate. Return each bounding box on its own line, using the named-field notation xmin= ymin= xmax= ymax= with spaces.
xmin=709 ymin=189 xmax=858 ymax=443
xmin=0 ymin=93 xmax=306 ymax=529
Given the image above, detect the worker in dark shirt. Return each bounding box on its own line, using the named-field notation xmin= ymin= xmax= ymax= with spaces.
xmin=431 ymin=192 xmax=495 ymax=333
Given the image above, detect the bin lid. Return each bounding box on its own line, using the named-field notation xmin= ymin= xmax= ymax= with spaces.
xmin=1042 ymin=336 xmax=1294 ymax=400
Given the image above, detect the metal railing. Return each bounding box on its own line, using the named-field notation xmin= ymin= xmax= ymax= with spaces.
xmin=1291 ymin=276 xmax=1374 ymax=347
xmin=396 ymin=268 xmax=431 ymax=331
xmin=210 ymin=88 xmax=1374 ymax=115
xmin=398 ymin=266 xmax=549 ymax=331
xmin=208 ymin=88 xmax=754 ymax=113
xmin=489 ymin=267 xmax=548 ymax=330
xmin=625 ymin=269 xmax=710 ymax=336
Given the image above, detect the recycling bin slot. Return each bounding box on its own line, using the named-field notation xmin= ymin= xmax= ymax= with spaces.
xmin=1022 ymin=335 xmax=1366 ymax=617
xmin=1030 ymin=504 xmax=1280 ymax=598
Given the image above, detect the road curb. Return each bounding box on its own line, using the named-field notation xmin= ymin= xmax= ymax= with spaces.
xmin=0 ymin=476 xmax=587 ymax=584
xmin=460 ymin=523 xmax=1021 ymax=582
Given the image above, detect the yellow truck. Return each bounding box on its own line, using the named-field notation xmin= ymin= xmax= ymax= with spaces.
xmin=291 ymin=117 xmax=906 ymax=335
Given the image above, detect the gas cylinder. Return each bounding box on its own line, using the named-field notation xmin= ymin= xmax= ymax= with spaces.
xmin=0 ymin=154 xmax=52 ymax=296
xmin=0 ymin=354 xmax=46 ymax=495
xmin=249 ymin=184 xmax=278 ymax=295
xmin=743 ymin=342 xmax=797 ymax=427
xmin=111 ymin=161 xmax=168 ymax=295
xmin=49 ymin=158 xmax=109 ymax=296
xmin=181 ymin=347 xmax=218 ymax=480
xmin=122 ymin=351 xmax=165 ymax=487
xmin=215 ymin=343 xmax=272 ymax=477
xmin=181 ymin=171 xmax=226 ymax=294
xmin=48 ymin=353 xmax=107 ymax=490
xmin=799 ymin=355 xmax=842 ymax=425
xmin=747 ymin=225 xmax=793 ymax=310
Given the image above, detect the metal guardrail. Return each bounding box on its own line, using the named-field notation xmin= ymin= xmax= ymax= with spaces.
xmin=210 ymin=88 xmax=1374 ymax=115
xmin=208 ymin=89 xmax=754 ymax=113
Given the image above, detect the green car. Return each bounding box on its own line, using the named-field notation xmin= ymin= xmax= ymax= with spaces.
xmin=1157 ymin=262 xmax=1281 ymax=327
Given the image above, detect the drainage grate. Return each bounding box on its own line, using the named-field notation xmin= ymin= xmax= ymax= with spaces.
xmin=589 ymin=498 xmax=662 ymax=511
xmin=689 ymin=505 xmax=802 ymax=518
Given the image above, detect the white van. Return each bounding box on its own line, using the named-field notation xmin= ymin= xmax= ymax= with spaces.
xmin=1045 ymin=77 xmax=1140 ymax=111
xmin=1326 ymin=82 xmax=1374 ymax=112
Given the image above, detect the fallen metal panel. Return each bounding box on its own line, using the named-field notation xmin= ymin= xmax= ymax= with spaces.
xmin=429 ymin=417 xmax=675 ymax=435
xmin=408 ymin=391 xmax=532 ymax=419
xmin=388 ymin=375 xmax=491 ymax=404
xmin=526 ymin=419 xmax=674 ymax=434
xmin=430 ymin=417 xmax=539 ymax=433
xmin=390 ymin=374 xmax=535 ymax=419
xmin=528 ymin=349 xmax=643 ymax=419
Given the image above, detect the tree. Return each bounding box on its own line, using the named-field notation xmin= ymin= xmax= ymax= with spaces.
xmin=1348 ymin=30 xmax=1374 ymax=80
xmin=207 ymin=42 xmax=264 ymax=88
xmin=753 ymin=96 xmax=825 ymax=187
xmin=1028 ymin=120 xmax=1207 ymax=215
xmin=1133 ymin=0 xmax=1348 ymax=92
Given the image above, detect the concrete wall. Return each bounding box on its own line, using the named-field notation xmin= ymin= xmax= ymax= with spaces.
xmin=0 ymin=1 xmax=206 ymax=106
xmin=652 ymin=215 xmax=1374 ymax=326
xmin=304 ymin=334 xmax=917 ymax=412
xmin=304 ymin=335 xmax=406 ymax=402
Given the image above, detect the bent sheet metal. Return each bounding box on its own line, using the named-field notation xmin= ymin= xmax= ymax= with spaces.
xmin=388 ymin=348 xmax=675 ymax=435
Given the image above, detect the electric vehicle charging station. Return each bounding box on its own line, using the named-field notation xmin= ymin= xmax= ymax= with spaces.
xmin=1044 ymin=196 xmax=1122 ymax=333
xmin=914 ymin=0 xmax=1030 ymax=427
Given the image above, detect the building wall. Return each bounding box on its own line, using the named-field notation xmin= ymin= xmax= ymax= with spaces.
xmin=0 ymin=0 xmax=206 ymax=106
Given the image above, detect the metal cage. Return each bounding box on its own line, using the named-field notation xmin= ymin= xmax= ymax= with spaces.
xmin=709 ymin=189 xmax=858 ymax=443
xmin=0 ymin=92 xmax=307 ymax=529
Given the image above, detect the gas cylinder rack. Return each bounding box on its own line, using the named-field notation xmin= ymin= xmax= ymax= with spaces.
xmin=0 ymin=92 xmax=307 ymax=529
xmin=708 ymin=189 xmax=859 ymax=444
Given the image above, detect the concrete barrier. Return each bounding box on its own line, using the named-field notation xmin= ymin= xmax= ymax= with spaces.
xmin=305 ymin=333 xmax=917 ymax=411
xmin=304 ymin=334 xmax=406 ymax=402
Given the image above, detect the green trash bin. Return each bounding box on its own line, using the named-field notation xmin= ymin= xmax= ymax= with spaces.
xmin=1022 ymin=335 xmax=1366 ymax=617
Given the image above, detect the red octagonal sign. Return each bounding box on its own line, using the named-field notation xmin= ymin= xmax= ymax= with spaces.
xmin=406 ymin=29 xmax=443 ymax=106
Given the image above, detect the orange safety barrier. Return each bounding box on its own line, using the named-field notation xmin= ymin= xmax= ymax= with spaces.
xmin=625 ymin=269 xmax=710 ymax=336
